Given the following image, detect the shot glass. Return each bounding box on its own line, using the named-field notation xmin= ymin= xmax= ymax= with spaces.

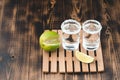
xmin=82 ymin=20 xmax=102 ymax=51
xmin=61 ymin=19 xmax=81 ymax=50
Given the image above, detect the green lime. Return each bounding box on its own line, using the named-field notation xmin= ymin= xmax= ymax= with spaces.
xmin=39 ymin=30 xmax=60 ymax=52
xmin=75 ymin=51 xmax=94 ymax=63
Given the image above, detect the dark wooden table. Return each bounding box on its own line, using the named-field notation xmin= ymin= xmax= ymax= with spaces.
xmin=0 ymin=0 xmax=120 ymax=80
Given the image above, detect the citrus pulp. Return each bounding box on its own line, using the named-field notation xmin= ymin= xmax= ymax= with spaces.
xmin=75 ymin=51 xmax=94 ymax=63
xmin=39 ymin=30 xmax=60 ymax=51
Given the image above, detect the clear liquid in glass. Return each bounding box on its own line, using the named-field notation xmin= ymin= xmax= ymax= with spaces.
xmin=82 ymin=20 xmax=102 ymax=51
xmin=61 ymin=20 xmax=81 ymax=50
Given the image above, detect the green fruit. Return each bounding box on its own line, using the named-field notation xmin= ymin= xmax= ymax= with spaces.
xmin=39 ymin=30 xmax=60 ymax=51
xmin=75 ymin=51 xmax=94 ymax=63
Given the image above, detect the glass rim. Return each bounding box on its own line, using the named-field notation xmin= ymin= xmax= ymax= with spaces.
xmin=61 ymin=19 xmax=81 ymax=29
xmin=82 ymin=20 xmax=102 ymax=34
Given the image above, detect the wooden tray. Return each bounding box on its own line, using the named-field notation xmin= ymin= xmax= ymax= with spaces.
xmin=42 ymin=30 xmax=104 ymax=73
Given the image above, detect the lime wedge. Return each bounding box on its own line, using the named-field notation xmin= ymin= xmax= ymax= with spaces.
xmin=75 ymin=51 xmax=94 ymax=63
xmin=39 ymin=30 xmax=60 ymax=51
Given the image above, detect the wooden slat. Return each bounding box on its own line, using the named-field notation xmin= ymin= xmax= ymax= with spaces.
xmin=58 ymin=46 xmax=65 ymax=73
xmin=81 ymin=46 xmax=89 ymax=72
xmin=88 ymin=51 xmax=96 ymax=72
xmin=51 ymin=51 xmax=57 ymax=73
xmin=50 ymin=30 xmax=58 ymax=73
xmin=43 ymin=50 xmax=49 ymax=72
xmin=73 ymin=31 xmax=81 ymax=72
xmin=58 ymin=30 xmax=65 ymax=73
xmin=80 ymin=31 xmax=89 ymax=72
xmin=73 ymin=50 xmax=81 ymax=72
xmin=96 ymin=44 xmax=104 ymax=72
xmin=66 ymin=50 xmax=73 ymax=72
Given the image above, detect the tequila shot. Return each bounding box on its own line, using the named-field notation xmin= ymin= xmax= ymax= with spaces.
xmin=61 ymin=19 xmax=81 ymax=50
xmin=82 ymin=20 xmax=102 ymax=51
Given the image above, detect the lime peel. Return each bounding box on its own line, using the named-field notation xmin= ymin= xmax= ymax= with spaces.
xmin=39 ymin=30 xmax=60 ymax=52
xmin=75 ymin=51 xmax=94 ymax=63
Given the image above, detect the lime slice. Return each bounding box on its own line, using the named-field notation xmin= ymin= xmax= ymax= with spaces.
xmin=75 ymin=51 xmax=94 ymax=63
xmin=39 ymin=30 xmax=60 ymax=51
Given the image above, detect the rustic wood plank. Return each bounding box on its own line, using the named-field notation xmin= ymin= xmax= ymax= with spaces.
xmin=50 ymin=51 xmax=57 ymax=73
xmin=96 ymin=44 xmax=104 ymax=72
xmin=73 ymin=50 xmax=81 ymax=72
xmin=50 ymin=30 xmax=58 ymax=73
xmin=66 ymin=50 xmax=73 ymax=72
xmin=90 ymin=73 xmax=102 ymax=80
xmin=29 ymin=46 xmax=41 ymax=80
xmin=58 ymin=46 xmax=65 ymax=73
xmin=81 ymin=46 xmax=89 ymax=72
xmin=43 ymin=50 xmax=49 ymax=72
xmin=2 ymin=0 xmax=120 ymax=80
xmin=20 ymin=42 xmax=29 ymax=80
xmin=8 ymin=30 xmax=29 ymax=80
xmin=28 ymin=23 xmax=41 ymax=80
xmin=2 ymin=0 xmax=30 ymax=79
xmin=73 ymin=31 xmax=81 ymax=72
xmin=88 ymin=51 xmax=96 ymax=72
xmin=58 ymin=30 xmax=65 ymax=73
xmin=0 ymin=0 xmax=4 ymax=30
xmin=65 ymin=74 xmax=74 ymax=80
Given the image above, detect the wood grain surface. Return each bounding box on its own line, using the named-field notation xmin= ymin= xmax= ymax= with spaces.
xmin=0 ymin=0 xmax=120 ymax=80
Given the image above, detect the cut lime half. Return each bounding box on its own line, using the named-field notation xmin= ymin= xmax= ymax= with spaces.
xmin=39 ymin=30 xmax=60 ymax=52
